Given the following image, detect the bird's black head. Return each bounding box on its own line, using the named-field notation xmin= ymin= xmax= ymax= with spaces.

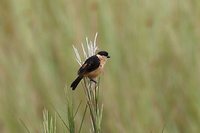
xmin=97 ymin=51 xmax=110 ymax=58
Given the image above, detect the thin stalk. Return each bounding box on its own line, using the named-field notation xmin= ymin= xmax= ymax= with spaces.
xmin=78 ymin=105 xmax=88 ymax=133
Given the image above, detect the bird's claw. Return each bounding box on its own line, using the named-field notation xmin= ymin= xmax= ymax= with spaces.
xmin=90 ymin=79 xmax=97 ymax=84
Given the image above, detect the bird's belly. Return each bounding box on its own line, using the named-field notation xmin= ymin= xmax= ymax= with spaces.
xmin=86 ymin=67 xmax=103 ymax=79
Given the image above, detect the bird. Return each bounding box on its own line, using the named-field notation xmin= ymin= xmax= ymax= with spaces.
xmin=70 ymin=51 xmax=110 ymax=90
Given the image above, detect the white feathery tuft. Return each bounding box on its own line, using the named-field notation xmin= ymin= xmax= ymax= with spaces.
xmin=73 ymin=33 xmax=98 ymax=66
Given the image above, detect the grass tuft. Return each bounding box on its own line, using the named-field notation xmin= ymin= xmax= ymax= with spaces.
xmin=42 ymin=109 xmax=56 ymax=133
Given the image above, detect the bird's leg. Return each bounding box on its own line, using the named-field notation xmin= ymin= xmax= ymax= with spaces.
xmin=90 ymin=78 xmax=97 ymax=84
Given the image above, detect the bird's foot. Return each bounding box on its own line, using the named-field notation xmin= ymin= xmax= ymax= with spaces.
xmin=90 ymin=79 xmax=97 ymax=84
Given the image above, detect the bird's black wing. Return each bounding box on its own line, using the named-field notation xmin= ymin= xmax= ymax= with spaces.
xmin=78 ymin=55 xmax=100 ymax=75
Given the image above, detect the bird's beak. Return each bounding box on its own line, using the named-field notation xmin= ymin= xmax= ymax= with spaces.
xmin=107 ymin=55 xmax=110 ymax=58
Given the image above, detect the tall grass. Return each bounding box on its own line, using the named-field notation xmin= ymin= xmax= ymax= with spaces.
xmin=82 ymin=78 xmax=103 ymax=133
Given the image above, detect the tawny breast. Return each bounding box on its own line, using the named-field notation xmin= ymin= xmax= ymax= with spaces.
xmin=86 ymin=66 xmax=103 ymax=79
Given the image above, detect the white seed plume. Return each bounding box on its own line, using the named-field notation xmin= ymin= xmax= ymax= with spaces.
xmin=73 ymin=33 xmax=98 ymax=66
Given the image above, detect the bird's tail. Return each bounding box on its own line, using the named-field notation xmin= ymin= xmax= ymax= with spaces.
xmin=71 ymin=76 xmax=83 ymax=90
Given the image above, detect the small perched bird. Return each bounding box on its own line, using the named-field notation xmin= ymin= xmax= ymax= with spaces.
xmin=71 ymin=51 xmax=110 ymax=90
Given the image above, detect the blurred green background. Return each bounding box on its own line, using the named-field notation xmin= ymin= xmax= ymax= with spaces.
xmin=1 ymin=0 xmax=200 ymax=132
